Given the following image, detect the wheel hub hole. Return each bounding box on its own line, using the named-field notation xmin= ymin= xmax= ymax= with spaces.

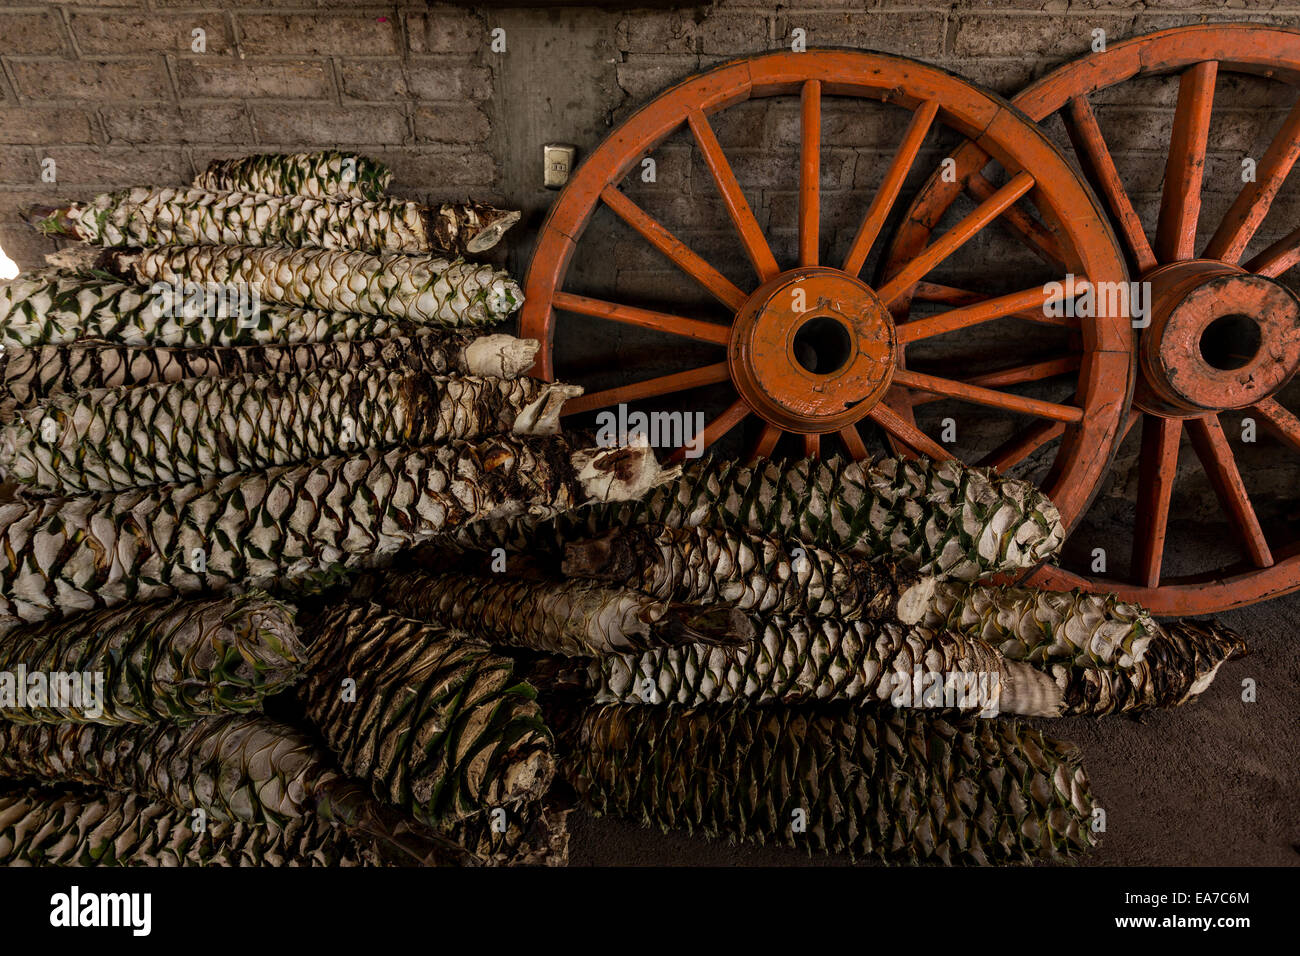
xmin=792 ymin=315 xmax=853 ymax=375
xmin=1199 ymin=314 xmax=1262 ymax=371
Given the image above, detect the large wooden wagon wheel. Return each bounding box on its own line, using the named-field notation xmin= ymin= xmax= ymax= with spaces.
xmin=885 ymin=25 xmax=1300 ymax=613
xmin=522 ymin=50 xmax=1133 ymax=537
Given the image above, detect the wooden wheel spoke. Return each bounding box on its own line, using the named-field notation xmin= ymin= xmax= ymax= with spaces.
xmin=1186 ymin=414 xmax=1273 ymax=567
xmin=1205 ymin=98 xmax=1300 ymax=263
xmin=908 ymin=281 xmax=1080 ymax=327
xmin=838 ymin=423 xmax=870 ymax=460
xmin=552 ymin=292 xmax=730 ymax=345
xmin=876 ymin=171 xmax=1036 ymax=305
xmin=561 ymin=362 xmax=730 ymax=416
xmin=891 ymin=367 xmax=1084 ymax=423
xmin=963 ymin=170 xmax=1065 ymax=268
xmin=1156 ymin=60 xmax=1218 ymax=263
xmin=905 ymin=355 xmax=1083 ymax=407
xmin=686 ymin=108 xmax=780 ymax=282
xmin=966 ymin=355 xmax=1082 ymax=388
xmin=1132 ymin=415 xmax=1183 ymax=588
xmin=1121 ymin=407 xmax=1142 ymax=443
xmin=977 ymin=419 xmax=1066 ymax=472
xmin=1063 ymin=95 xmax=1158 ymax=273
xmin=843 ymin=100 xmax=940 ymax=276
xmin=869 ymin=403 xmax=953 ymax=460
xmin=748 ymin=422 xmax=784 ymax=460
xmin=896 ymin=283 xmax=1072 ymax=344
xmin=669 ymin=399 xmax=749 ymax=463
xmin=799 ymin=79 xmax=821 ymax=267
xmin=1253 ymin=396 xmax=1300 ymax=450
xmin=601 ymin=186 xmax=748 ymax=311
xmin=1244 ymin=224 xmax=1300 ymax=277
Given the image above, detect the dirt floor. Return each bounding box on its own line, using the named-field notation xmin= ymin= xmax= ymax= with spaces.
xmin=567 ymin=584 xmax=1300 ymax=866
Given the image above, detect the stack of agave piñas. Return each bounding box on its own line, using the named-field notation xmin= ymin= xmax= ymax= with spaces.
xmin=0 ymin=150 xmax=686 ymax=868
xmin=369 ymin=452 xmax=1243 ymax=865
xmin=0 ymin=150 xmax=1248 ymax=869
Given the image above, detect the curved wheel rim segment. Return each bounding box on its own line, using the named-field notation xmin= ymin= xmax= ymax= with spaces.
xmin=523 ymin=50 xmax=1133 ymax=542
xmin=884 ymin=24 xmax=1300 ymax=612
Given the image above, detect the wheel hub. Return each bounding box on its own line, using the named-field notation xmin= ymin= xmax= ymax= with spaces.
xmin=728 ymin=267 xmax=897 ymax=432
xmin=1136 ymin=259 xmax=1300 ymax=416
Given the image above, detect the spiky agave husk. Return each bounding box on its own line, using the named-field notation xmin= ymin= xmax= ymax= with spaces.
xmin=0 ymin=333 xmax=540 ymax=412
xmin=0 ymin=787 xmax=380 ymax=867
xmin=456 ymin=455 xmax=1064 ymax=582
xmin=0 ymin=368 xmax=580 ymax=494
xmin=0 ymin=270 xmax=419 ymax=349
xmin=562 ymin=523 xmax=937 ymax=622
xmin=589 ymin=616 xmax=1062 ymax=716
xmin=437 ymin=799 xmax=570 ymax=866
xmin=1048 ymin=619 xmax=1245 ymax=716
xmin=0 ymin=714 xmax=339 ymax=825
xmin=194 ymin=151 xmax=392 ymax=202
xmin=566 ymin=705 xmax=1097 ymax=865
xmin=113 ymin=245 xmax=522 ymax=327
xmin=300 ymin=603 xmax=554 ymax=826
xmin=42 ymin=188 xmax=431 ymax=254
xmin=0 ymin=593 xmax=305 ymax=724
xmin=0 ymin=435 xmax=667 ymax=624
xmin=376 ymin=571 xmax=752 ymax=656
xmin=33 ymin=191 xmax=521 ymax=258
xmin=428 ymin=200 xmax=522 ymax=255
xmin=918 ymin=584 xmax=1245 ymax=714
xmin=921 ymin=582 xmax=1156 ymax=669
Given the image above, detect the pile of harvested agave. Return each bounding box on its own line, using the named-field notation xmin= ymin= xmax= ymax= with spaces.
xmin=0 ymin=150 xmax=1245 ymax=868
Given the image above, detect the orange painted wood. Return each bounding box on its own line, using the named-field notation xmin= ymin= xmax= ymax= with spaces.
xmin=1155 ymin=60 xmax=1217 ymax=263
xmin=1245 ymin=224 xmax=1300 ymax=277
xmin=1063 ymin=95 xmax=1158 ymax=273
xmin=842 ymin=99 xmax=939 ymax=276
xmin=963 ymin=169 xmax=1065 ymax=267
xmin=670 ymin=398 xmax=749 ymax=462
xmin=896 ymin=284 xmax=1066 ymax=344
xmin=1186 ymin=414 xmax=1274 ymax=567
xmin=561 ymin=362 xmax=730 ymax=416
xmin=877 ymin=171 xmax=1036 ymax=305
xmin=892 ymin=367 xmax=1084 ymax=423
xmin=838 ymin=423 xmax=870 ymax=460
xmin=686 ymin=108 xmax=780 ymax=282
xmin=869 ymin=403 xmax=953 ymax=460
xmin=799 ymin=79 xmax=821 ymax=267
xmin=905 ymin=356 xmax=1082 ymax=408
xmin=1132 ymin=414 xmax=1183 ymax=588
xmin=1204 ymin=98 xmax=1300 ymax=263
xmin=553 ymin=292 xmax=731 ymax=345
xmin=749 ymin=422 xmax=784 ymax=460
xmin=600 ymin=185 xmax=748 ymax=311
xmin=1253 ymin=396 xmax=1300 ymax=449
xmin=979 ymin=419 xmax=1067 ymax=471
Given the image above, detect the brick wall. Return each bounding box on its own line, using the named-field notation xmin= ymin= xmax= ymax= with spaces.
xmin=5 ymin=0 xmax=1300 ymax=532
xmin=3 ymin=2 xmax=1300 ymax=276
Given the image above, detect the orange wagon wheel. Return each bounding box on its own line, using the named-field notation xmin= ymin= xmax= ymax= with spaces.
xmin=884 ymin=25 xmax=1300 ymax=613
xmin=521 ymin=50 xmax=1133 ymax=538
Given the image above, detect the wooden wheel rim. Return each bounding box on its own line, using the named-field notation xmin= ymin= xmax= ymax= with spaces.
xmin=523 ymin=49 xmax=1131 ymax=503
xmin=883 ymin=24 xmax=1300 ymax=613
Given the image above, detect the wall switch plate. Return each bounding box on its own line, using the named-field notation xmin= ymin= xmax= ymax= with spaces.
xmin=544 ymin=143 xmax=578 ymax=189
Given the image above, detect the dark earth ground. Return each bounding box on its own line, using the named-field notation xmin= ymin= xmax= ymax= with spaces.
xmin=566 ymin=573 xmax=1300 ymax=866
